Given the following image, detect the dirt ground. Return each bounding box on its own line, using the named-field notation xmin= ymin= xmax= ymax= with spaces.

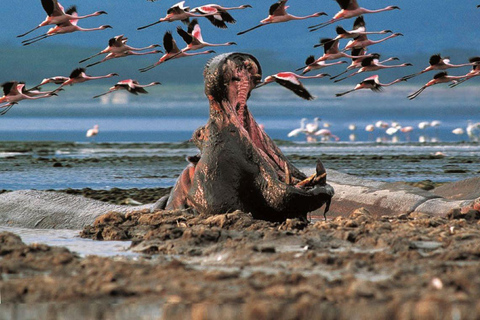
xmin=2 ymin=199 xmax=480 ymax=319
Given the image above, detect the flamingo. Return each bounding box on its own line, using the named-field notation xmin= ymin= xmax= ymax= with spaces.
xmin=56 ymin=68 xmax=119 ymax=90
xmin=333 ymin=16 xmax=392 ymax=41
xmin=176 ymin=19 xmax=236 ymax=52
xmin=21 ymin=8 xmax=112 ymax=46
xmin=336 ymin=75 xmax=407 ymax=97
xmin=0 ymin=81 xmax=56 ymax=115
xmin=449 ymin=57 xmax=480 ymax=88
xmin=86 ymin=125 xmax=99 ymax=139
xmin=404 ymin=54 xmax=475 ymax=80
xmin=139 ymin=31 xmax=215 ymax=72
xmin=137 ymin=1 xmax=216 ymax=30
xmin=312 ymin=38 xmax=371 ymax=64
xmin=343 ymin=32 xmax=403 ymax=51
xmin=334 ymin=56 xmax=412 ymax=82
xmin=452 ymin=128 xmax=465 ymax=136
xmin=296 ymin=55 xmax=347 ymax=75
xmin=17 ymin=0 xmax=107 ymax=38
xmin=408 ymin=72 xmax=466 ymax=100
xmin=256 ymin=72 xmax=329 ymax=100
xmin=85 ymin=48 xmax=162 ymax=68
xmin=400 ymin=126 xmax=414 ymax=142
xmin=466 ymin=121 xmax=480 ymax=142
xmin=79 ymin=35 xmax=161 ymax=64
xmin=309 ymin=0 xmax=400 ymax=32
xmin=287 ymin=118 xmax=308 ymax=137
xmin=191 ymin=4 xmax=252 ymax=29
xmin=314 ymin=129 xmax=340 ymax=141
xmin=93 ymin=80 xmax=161 ymax=98
xmin=329 ymin=47 xmax=373 ymax=79
xmin=305 ymin=117 xmax=321 ymax=134
xmin=237 ymin=0 xmax=327 ymax=35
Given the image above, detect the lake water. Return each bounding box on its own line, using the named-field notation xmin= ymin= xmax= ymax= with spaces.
xmin=1 ymin=84 xmax=479 ymax=190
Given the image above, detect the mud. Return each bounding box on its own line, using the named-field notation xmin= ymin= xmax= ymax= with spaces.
xmin=2 ymin=205 xmax=480 ymax=319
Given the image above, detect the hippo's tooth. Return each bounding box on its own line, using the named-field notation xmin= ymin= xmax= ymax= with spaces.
xmin=284 ymin=162 xmax=292 ymax=185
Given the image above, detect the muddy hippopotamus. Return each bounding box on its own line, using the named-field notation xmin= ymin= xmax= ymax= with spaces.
xmin=161 ymin=52 xmax=334 ymax=221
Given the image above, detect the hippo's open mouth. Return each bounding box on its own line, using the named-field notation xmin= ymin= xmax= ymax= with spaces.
xmin=165 ymin=53 xmax=334 ymax=221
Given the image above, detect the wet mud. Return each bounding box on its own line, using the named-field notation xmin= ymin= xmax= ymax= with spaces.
xmin=2 ymin=205 xmax=480 ymax=319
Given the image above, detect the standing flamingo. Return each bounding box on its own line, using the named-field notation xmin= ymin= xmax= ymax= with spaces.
xmin=86 ymin=125 xmax=99 ymax=140
xmin=79 ymin=35 xmax=161 ymax=64
xmin=176 ymin=19 xmax=236 ymax=52
xmin=336 ymin=75 xmax=407 ymax=96
xmin=0 ymin=81 xmax=56 ymax=115
xmin=21 ymin=8 xmax=112 ymax=46
xmin=137 ymin=1 xmax=216 ymax=30
xmin=17 ymin=0 xmax=107 ymax=38
xmin=93 ymin=80 xmax=161 ymax=98
xmin=408 ymin=72 xmax=466 ymax=100
xmin=56 ymin=68 xmax=119 ymax=90
xmin=139 ymin=31 xmax=215 ymax=72
xmin=256 ymin=72 xmax=329 ymax=100
xmin=449 ymin=57 xmax=480 ymax=87
xmin=404 ymin=54 xmax=475 ymax=80
xmin=237 ymin=0 xmax=327 ymax=35
xmin=334 ymin=56 xmax=412 ymax=82
xmin=309 ymin=0 xmax=400 ymax=31
xmin=287 ymin=118 xmax=308 ymax=137
xmin=191 ymin=4 xmax=252 ymax=29
xmin=314 ymin=129 xmax=340 ymax=141
xmin=343 ymin=32 xmax=403 ymax=51
xmin=334 ymin=16 xmax=392 ymax=41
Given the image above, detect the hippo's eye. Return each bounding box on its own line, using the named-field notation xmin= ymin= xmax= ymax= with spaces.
xmin=232 ymin=76 xmax=241 ymax=82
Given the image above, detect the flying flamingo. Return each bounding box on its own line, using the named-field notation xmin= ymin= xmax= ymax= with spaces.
xmin=329 ymin=47 xmax=374 ymax=79
xmin=287 ymin=118 xmax=308 ymax=137
xmin=256 ymin=72 xmax=329 ymax=100
xmin=21 ymin=8 xmax=112 ymax=46
xmin=333 ymin=16 xmax=392 ymax=41
xmin=17 ymin=0 xmax=107 ymax=38
xmin=137 ymin=1 xmax=216 ymax=30
xmin=404 ymin=54 xmax=475 ymax=80
xmin=334 ymin=56 xmax=412 ymax=82
xmin=79 ymin=35 xmax=161 ymax=64
xmin=176 ymin=19 xmax=237 ymax=52
xmin=56 ymin=68 xmax=119 ymax=90
xmin=449 ymin=57 xmax=480 ymax=88
xmin=191 ymin=4 xmax=252 ymax=29
xmin=309 ymin=0 xmax=400 ymax=31
xmin=237 ymin=0 xmax=327 ymax=35
xmin=408 ymin=72 xmax=466 ymax=100
xmin=313 ymin=38 xmax=371 ymax=63
xmin=343 ymin=32 xmax=403 ymax=51
xmin=296 ymin=55 xmax=347 ymax=75
xmin=336 ymin=75 xmax=407 ymax=97
xmin=93 ymin=80 xmax=161 ymax=98
xmin=139 ymin=31 xmax=215 ymax=72
xmin=0 ymin=81 xmax=57 ymax=115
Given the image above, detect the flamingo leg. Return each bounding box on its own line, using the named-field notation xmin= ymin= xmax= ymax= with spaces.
xmin=17 ymin=25 xmax=42 ymax=38
xmin=22 ymin=34 xmax=51 ymax=46
xmin=335 ymin=89 xmax=356 ymax=97
xmin=309 ymin=18 xmax=344 ymax=32
xmin=334 ymin=71 xmax=358 ymax=83
xmin=0 ymin=103 xmax=16 ymax=116
xmin=79 ymin=52 xmax=103 ymax=63
xmin=137 ymin=20 xmax=162 ymax=30
xmin=408 ymin=86 xmax=427 ymax=100
xmin=93 ymin=90 xmax=115 ymax=99
xmin=330 ymin=69 xmax=349 ymax=80
xmin=237 ymin=23 xmax=267 ymax=35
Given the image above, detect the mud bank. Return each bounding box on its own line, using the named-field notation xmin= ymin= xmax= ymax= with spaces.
xmin=2 ymin=206 xmax=480 ymax=319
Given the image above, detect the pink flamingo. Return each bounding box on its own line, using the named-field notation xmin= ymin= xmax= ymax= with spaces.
xmin=408 ymin=72 xmax=466 ymax=100
xmin=309 ymin=0 xmax=400 ymax=31
xmin=405 ymin=54 xmax=478 ymax=80
xmin=256 ymin=72 xmax=330 ymax=100
xmin=79 ymin=35 xmax=161 ymax=64
xmin=17 ymin=0 xmax=107 ymax=38
xmin=56 ymin=68 xmax=119 ymax=90
xmin=313 ymin=38 xmax=371 ymax=63
xmin=176 ymin=19 xmax=237 ymax=52
xmin=238 ymin=0 xmax=327 ymax=35
xmin=343 ymin=32 xmax=403 ymax=51
xmin=21 ymin=8 xmax=112 ymax=46
xmin=334 ymin=56 xmax=412 ymax=82
xmin=314 ymin=129 xmax=340 ymax=141
xmin=297 ymin=55 xmax=347 ymax=75
xmin=336 ymin=75 xmax=407 ymax=97
xmin=139 ymin=31 xmax=215 ymax=72
xmin=0 ymin=81 xmax=56 ymax=115
xmin=137 ymin=1 xmax=216 ymax=30
xmin=333 ymin=16 xmax=392 ymax=41
xmin=93 ymin=80 xmax=161 ymax=98
xmin=86 ymin=125 xmax=99 ymax=138
xmin=450 ymin=57 xmax=480 ymax=87
xmin=191 ymin=3 xmax=252 ymax=29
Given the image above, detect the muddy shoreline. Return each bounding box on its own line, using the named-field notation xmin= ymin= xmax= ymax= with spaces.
xmin=2 ymin=201 xmax=480 ymax=319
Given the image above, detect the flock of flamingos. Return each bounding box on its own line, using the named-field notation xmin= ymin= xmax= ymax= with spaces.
xmin=1 ymin=0 xmax=479 ymax=140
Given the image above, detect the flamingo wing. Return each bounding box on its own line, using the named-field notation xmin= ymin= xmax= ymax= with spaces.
xmin=429 ymin=54 xmax=442 ymax=66
xmin=336 ymin=0 xmax=358 ymax=10
xmin=470 ymin=56 xmax=480 ymax=71
xmin=163 ymin=31 xmax=180 ymax=53
xmin=1 ymin=81 xmax=19 ymax=96
xmin=269 ymin=0 xmax=288 ymax=16
xmin=42 ymin=0 xmax=64 ymax=16
xmin=177 ymin=27 xmax=193 ymax=44
xmin=219 ymin=11 xmax=236 ymax=23
xmin=273 ymin=74 xmax=314 ymax=100
xmin=69 ymin=68 xmax=85 ymax=79
xmin=352 ymin=16 xmax=365 ymax=30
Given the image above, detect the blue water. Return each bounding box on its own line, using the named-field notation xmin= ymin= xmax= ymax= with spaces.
xmin=0 ymin=85 xmax=479 ymax=143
